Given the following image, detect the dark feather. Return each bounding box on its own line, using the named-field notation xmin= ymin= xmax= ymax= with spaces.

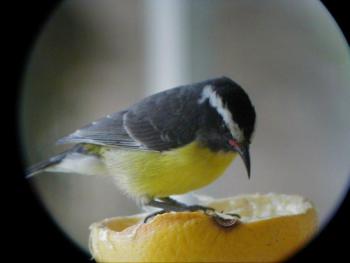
xmin=26 ymin=153 xmax=66 ymax=178
xmin=57 ymin=84 xmax=204 ymax=151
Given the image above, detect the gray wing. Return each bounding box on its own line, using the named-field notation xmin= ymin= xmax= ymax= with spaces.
xmin=57 ymin=110 xmax=142 ymax=149
xmin=57 ymin=85 xmax=203 ymax=151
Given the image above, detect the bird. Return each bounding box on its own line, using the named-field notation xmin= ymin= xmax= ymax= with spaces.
xmin=26 ymin=76 xmax=256 ymax=225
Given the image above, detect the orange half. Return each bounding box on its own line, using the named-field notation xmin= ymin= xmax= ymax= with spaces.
xmin=89 ymin=193 xmax=318 ymax=262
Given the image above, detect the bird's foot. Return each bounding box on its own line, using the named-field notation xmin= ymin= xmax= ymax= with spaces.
xmin=143 ymin=197 xmax=241 ymax=227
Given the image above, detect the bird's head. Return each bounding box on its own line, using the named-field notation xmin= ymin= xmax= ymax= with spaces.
xmin=197 ymin=76 xmax=256 ymax=178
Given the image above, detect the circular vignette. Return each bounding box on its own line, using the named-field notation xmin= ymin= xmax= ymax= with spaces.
xmin=11 ymin=1 xmax=350 ymax=262
xmin=12 ymin=1 xmax=90 ymax=262
xmin=289 ymin=0 xmax=349 ymax=261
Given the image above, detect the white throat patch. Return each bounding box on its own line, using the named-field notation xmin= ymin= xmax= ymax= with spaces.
xmin=198 ymin=85 xmax=243 ymax=142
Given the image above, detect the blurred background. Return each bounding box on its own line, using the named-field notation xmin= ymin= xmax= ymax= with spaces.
xmin=20 ymin=0 xmax=350 ymax=253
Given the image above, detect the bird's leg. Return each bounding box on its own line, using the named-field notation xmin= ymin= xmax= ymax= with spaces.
xmin=143 ymin=198 xmax=183 ymax=223
xmin=142 ymin=198 xmax=181 ymax=223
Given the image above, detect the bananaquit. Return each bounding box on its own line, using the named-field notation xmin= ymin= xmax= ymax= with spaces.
xmin=26 ymin=76 xmax=256 ymax=225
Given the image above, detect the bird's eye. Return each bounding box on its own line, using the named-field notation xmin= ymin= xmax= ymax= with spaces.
xmin=220 ymin=122 xmax=226 ymax=130
xmin=228 ymin=139 xmax=239 ymax=148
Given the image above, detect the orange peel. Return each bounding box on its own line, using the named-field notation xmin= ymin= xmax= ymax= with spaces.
xmin=89 ymin=193 xmax=318 ymax=262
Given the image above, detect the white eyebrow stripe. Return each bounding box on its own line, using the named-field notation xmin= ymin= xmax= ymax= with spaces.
xmin=198 ymin=85 xmax=243 ymax=142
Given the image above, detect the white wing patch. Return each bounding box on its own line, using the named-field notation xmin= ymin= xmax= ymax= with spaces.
xmin=45 ymin=153 xmax=109 ymax=176
xmin=198 ymin=85 xmax=243 ymax=142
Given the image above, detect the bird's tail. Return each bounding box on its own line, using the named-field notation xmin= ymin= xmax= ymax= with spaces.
xmin=25 ymin=144 xmax=108 ymax=178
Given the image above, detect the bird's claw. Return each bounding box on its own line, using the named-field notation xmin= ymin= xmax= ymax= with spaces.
xmin=144 ymin=209 xmax=167 ymax=223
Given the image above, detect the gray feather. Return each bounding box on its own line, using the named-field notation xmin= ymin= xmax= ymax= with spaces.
xmin=57 ymin=111 xmax=141 ymax=148
xmin=57 ymin=82 xmax=206 ymax=151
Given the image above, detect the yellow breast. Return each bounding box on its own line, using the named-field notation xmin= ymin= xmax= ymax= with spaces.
xmin=103 ymin=142 xmax=236 ymax=199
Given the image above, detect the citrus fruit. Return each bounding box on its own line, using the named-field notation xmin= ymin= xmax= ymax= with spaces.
xmin=89 ymin=193 xmax=317 ymax=262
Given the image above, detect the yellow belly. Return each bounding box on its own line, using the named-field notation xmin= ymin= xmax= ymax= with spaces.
xmin=102 ymin=142 xmax=236 ymax=199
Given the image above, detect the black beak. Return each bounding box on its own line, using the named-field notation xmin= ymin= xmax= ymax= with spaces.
xmin=236 ymin=144 xmax=251 ymax=179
